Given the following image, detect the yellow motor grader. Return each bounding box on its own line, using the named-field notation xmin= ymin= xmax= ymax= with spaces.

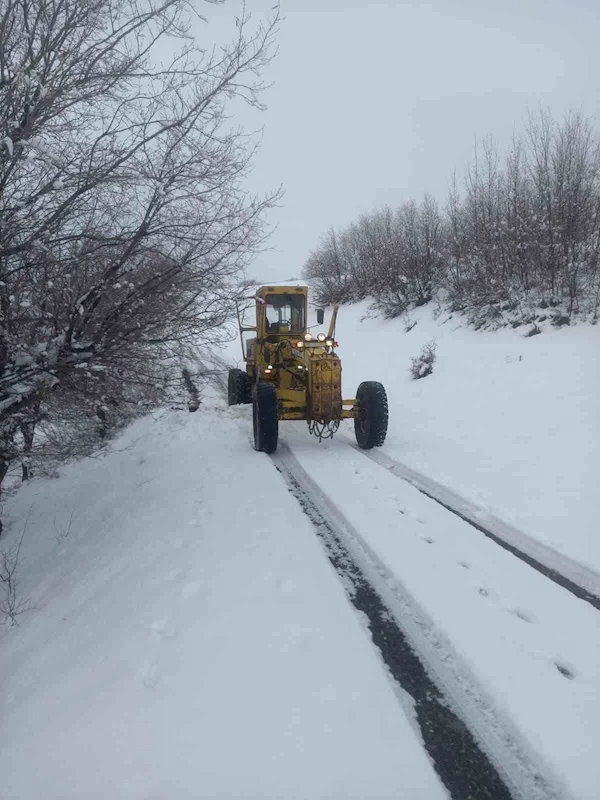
xmin=228 ymin=285 xmax=388 ymax=454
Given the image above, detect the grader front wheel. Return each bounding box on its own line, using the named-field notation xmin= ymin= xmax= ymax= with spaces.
xmin=354 ymin=381 xmax=388 ymax=449
xmin=253 ymin=382 xmax=279 ymax=454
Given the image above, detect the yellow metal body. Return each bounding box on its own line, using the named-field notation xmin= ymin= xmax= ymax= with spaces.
xmin=236 ymin=285 xmax=356 ymax=422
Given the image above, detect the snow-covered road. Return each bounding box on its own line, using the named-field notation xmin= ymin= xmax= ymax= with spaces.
xmin=274 ymin=419 xmax=600 ymax=800
xmin=225 ymin=297 xmax=600 ymax=577
xmin=353 ymin=438 xmax=600 ymax=608
xmin=221 ymin=315 xmax=600 ymax=800
xmin=0 ymin=398 xmax=449 ymax=800
xmin=215 ymin=332 xmax=600 ymax=800
xmin=2 ymin=370 xmax=599 ymax=799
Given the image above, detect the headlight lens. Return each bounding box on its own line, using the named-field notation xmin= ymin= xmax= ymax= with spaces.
xmin=326 ymin=339 xmax=334 ymax=347
xmin=296 ymin=340 xmax=304 ymax=348
xmin=304 ymin=333 xmax=312 ymax=342
xmin=317 ymin=333 xmax=326 ymax=342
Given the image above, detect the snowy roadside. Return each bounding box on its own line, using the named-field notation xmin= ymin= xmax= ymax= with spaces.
xmin=0 ymin=394 xmax=447 ymax=800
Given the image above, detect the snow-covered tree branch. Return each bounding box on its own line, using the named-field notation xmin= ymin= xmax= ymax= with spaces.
xmin=0 ymin=0 xmax=280 ymax=498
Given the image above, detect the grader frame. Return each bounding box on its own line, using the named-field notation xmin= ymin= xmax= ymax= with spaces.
xmin=228 ymin=285 xmax=388 ymax=454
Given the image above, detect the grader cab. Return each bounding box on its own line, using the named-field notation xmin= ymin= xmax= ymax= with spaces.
xmin=228 ymin=285 xmax=388 ymax=454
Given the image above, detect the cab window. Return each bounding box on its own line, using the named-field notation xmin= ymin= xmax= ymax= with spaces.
xmin=265 ymin=294 xmax=305 ymax=335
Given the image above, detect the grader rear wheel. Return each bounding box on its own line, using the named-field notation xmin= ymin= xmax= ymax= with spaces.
xmin=354 ymin=381 xmax=388 ymax=449
xmin=228 ymin=369 xmax=250 ymax=406
xmin=253 ymin=382 xmax=279 ymax=454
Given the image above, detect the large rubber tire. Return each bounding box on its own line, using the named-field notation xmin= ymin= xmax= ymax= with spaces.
xmin=253 ymin=382 xmax=279 ymax=454
xmin=242 ymin=372 xmax=253 ymax=404
xmin=228 ymin=369 xmax=249 ymax=406
xmin=354 ymin=381 xmax=388 ymax=449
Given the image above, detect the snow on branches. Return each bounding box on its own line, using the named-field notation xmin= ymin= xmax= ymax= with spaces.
xmin=0 ymin=0 xmax=280 ymax=500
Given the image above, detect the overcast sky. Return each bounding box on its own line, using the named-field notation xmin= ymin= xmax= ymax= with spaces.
xmin=200 ymin=0 xmax=600 ymax=283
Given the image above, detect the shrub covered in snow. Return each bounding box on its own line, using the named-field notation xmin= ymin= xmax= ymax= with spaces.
xmin=410 ymin=340 xmax=437 ymax=380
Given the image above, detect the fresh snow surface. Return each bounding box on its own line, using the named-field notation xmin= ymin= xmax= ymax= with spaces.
xmin=221 ymin=297 xmax=600 ymax=799
xmin=3 ymin=298 xmax=599 ymax=800
xmin=0 ymin=397 xmax=448 ymax=800
xmin=228 ymin=299 xmax=600 ymax=574
xmin=278 ymin=426 xmax=600 ymax=800
xmin=337 ymin=303 xmax=600 ymax=575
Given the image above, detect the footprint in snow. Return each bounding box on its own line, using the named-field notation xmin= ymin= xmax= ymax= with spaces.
xmin=458 ymin=561 xmax=470 ymax=570
xmin=509 ymin=608 xmax=536 ymax=624
xmin=477 ymin=587 xmax=489 ymax=597
xmin=423 ymin=536 xmax=435 ymax=544
xmin=554 ymin=661 xmax=576 ymax=680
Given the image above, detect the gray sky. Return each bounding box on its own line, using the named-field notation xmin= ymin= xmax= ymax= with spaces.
xmin=202 ymin=0 xmax=600 ymax=282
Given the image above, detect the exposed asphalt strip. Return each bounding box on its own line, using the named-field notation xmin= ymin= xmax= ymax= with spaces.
xmin=270 ymin=442 xmax=561 ymax=800
xmin=353 ymin=442 xmax=600 ymax=613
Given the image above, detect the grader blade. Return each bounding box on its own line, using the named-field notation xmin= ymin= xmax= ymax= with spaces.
xmin=309 ymin=358 xmax=342 ymax=423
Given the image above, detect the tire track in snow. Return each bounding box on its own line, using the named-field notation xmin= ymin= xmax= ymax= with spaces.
xmin=350 ymin=441 xmax=600 ymax=612
xmin=270 ymin=442 xmax=562 ymax=800
xmin=209 ymin=350 xmax=600 ymax=611
xmin=203 ymin=358 xmax=562 ymax=800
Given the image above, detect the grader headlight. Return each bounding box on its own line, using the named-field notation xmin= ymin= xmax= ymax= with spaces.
xmin=304 ymin=333 xmax=313 ymax=342
xmin=326 ymin=339 xmax=334 ymax=347
xmin=296 ymin=340 xmax=304 ymax=348
xmin=317 ymin=333 xmax=326 ymax=342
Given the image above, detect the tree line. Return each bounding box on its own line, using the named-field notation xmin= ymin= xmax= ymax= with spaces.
xmin=304 ymin=110 xmax=600 ymax=326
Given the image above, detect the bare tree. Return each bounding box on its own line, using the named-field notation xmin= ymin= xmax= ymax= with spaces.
xmin=0 ymin=0 xmax=280 ymax=500
xmin=304 ymin=109 xmax=600 ymax=325
xmin=304 ymin=227 xmax=351 ymax=305
xmin=0 ymin=518 xmax=30 ymax=624
xmin=445 ymin=170 xmax=466 ymax=297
